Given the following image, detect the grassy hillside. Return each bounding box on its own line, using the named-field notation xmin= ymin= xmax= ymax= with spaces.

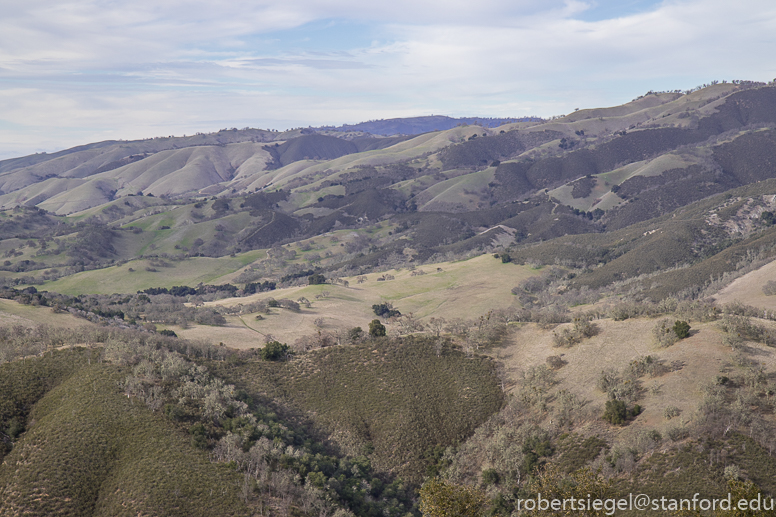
xmin=715 ymin=259 xmax=776 ymax=310
xmin=439 ymin=303 xmax=776 ymax=514
xmin=0 ymin=298 xmax=97 ymax=329
xmin=0 ymin=349 xmax=248 ymax=516
xmin=212 ymin=336 xmax=504 ymax=483
xmin=0 ymin=320 xmax=507 ymax=515
xmin=41 ymin=251 xmax=264 ymax=295
xmin=507 ymin=177 xmax=776 ymax=300
xmin=6 ymin=85 xmax=776 ymax=305
xmin=180 ymin=254 xmax=534 ymax=348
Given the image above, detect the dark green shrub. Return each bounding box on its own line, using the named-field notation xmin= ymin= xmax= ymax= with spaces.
xmin=348 ymin=327 xmax=363 ymax=342
xmin=307 ymin=471 xmax=326 ymax=488
xmin=6 ymin=417 xmax=24 ymax=439
xmin=521 ymin=435 xmax=554 ymax=473
xmin=603 ymin=400 xmax=628 ymax=425
xmin=308 ymin=273 xmax=326 ymax=285
xmin=164 ymin=403 xmax=185 ymax=421
xmin=481 ymin=468 xmax=500 ymax=486
xmin=190 ymin=423 xmax=208 ymax=449
xmin=673 ymin=320 xmax=691 ymax=339
xmin=211 ymin=198 xmax=230 ymax=212
xmin=603 ymin=400 xmax=642 ymax=425
xmin=372 ymin=302 xmax=401 ymax=318
xmin=501 ymin=254 xmax=511 ymax=263
xmin=369 ymin=319 xmax=386 ymax=337
xmin=159 ymin=329 xmax=177 ymax=337
xmin=260 ymin=341 xmax=290 ymax=361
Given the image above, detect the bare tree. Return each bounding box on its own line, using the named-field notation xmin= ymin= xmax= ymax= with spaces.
xmin=427 ymin=317 xmax=446 ymax=337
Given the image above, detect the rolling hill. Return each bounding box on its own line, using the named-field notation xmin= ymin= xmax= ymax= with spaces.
xmin=5 ymin=80 xmax=776 ymax=516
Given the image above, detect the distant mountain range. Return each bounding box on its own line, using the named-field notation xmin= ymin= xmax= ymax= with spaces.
xmin=3 ymin=80 xmax=776 ymax=293
xmin=316 ymin=115 xmax=541 ymax=135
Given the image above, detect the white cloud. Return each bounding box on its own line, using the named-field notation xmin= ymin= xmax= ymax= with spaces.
xmin=1 ymin=0 xmax=775 ymax=158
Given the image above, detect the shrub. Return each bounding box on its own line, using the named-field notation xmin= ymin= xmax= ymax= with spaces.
xmin=159 ymin=329 xmax=177 ymax=338
xmin=481 ymin=468 xmax=500 ymax=486
xmin=372 ymin=302 xmax=401 ymax=318
xmin=243 ymin=280 xmax=276 ymax=295
xmin=552 ymin=318 xmax=598 ymax=347
xmin=603 ymin=400 xmax=628 ymax=425
xmin=763 ymin=280 xmax=776 ymax=296
xmin=419 ymin=478 xmax=486 ymax=517
xmin=261 ymin=341 xmax=290 ymax=361
xmin=212 ymin=198 xmax=230 ymax=212
xmin=546 ymin=355 xmax=567 ymax=370
xmin=724 ymin=465 xmax=742 ymax=481
xmin=6 ymin=417 xmax=24 ymax=439
xmin=664 ymin=405 xmax=681 ymax=420
xmin=193 ymin=309 xmax=226 ymax=326
xmin=652 ymin=319 xmax=678 ymax=347
xmin=369 ymin=319 xmax=386 ymax=337
xmin=602 ymin=400 xmax=641 ymax=425
xmin=628 ymin=355 xmax=667 ymax=378
xmin=666 ymin=424 xmax=689 ymax=441
xmin=308 ymin=273 xmax=326 ymax=285
xmin=535 ymin=307 xmax=571 ymax=329
xmin=278 ymin=299 xmax=300 ymax=311
xmin=348 ymin=327 xmax=363 ymax=342
xmin=522 ymin=434 xmax=554 ymax=474
xmin=190 ymin=422 xmax=208 ymax=449
xmin=597 ymin=368 xmax=641 ymax=403
xmin=552 ymin=328 xmax=575 ymax=348
xmin=673 ymin=320 xmax=691 ymax=339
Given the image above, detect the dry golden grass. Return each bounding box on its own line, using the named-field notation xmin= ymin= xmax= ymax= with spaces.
xmin=0 ymin=299 xmax=97 ymax=329
xmin=175 ymin=254 xmax=534 ymax=348
xmin=714 ymin=258 xmax=776 ymax=311
xmin=492 ymin=317 xmax=776 ymax=441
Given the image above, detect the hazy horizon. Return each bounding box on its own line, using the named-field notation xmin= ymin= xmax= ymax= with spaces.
xmin=1 ymin=0 xmax=774 ymax=160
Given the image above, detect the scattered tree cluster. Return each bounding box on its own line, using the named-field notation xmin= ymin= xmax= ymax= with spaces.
xmin=372 ymin=302 xmax=401 ymax=318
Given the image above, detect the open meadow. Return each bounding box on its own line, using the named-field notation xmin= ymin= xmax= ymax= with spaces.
xmin=176 ymin=254 xmax=535 ymax=348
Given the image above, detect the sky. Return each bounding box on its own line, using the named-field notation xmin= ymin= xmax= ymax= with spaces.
xmin=0 ymin=0 xmax=775 ymax=159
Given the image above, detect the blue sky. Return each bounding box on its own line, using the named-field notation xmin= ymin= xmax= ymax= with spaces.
xmin=0 ymin=0 xmax=774 ymax=159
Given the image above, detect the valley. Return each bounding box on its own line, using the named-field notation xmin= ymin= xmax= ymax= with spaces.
xmin=3 ymin=82 xmax=776 ymax=516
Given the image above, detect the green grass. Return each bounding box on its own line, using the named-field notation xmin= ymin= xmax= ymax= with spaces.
xmin=113 ymin=210 xmax=260 ymax=256
xmin=610 ymin=434 xmax=776 ymax=507
xmin=0 ymin=349 xmax=248 ymax=516
xmin=186 ymin=254 xmax=535 ymax=348
xmin=416 ymin=168 xmax=495 ymax=211
xmin=211 ymin=336 xmax=504 ymax=482
xmin=39 ymin=251 xmax=264 ymax=295
xmin=0 ymin=298 xmax=97 ymax=328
